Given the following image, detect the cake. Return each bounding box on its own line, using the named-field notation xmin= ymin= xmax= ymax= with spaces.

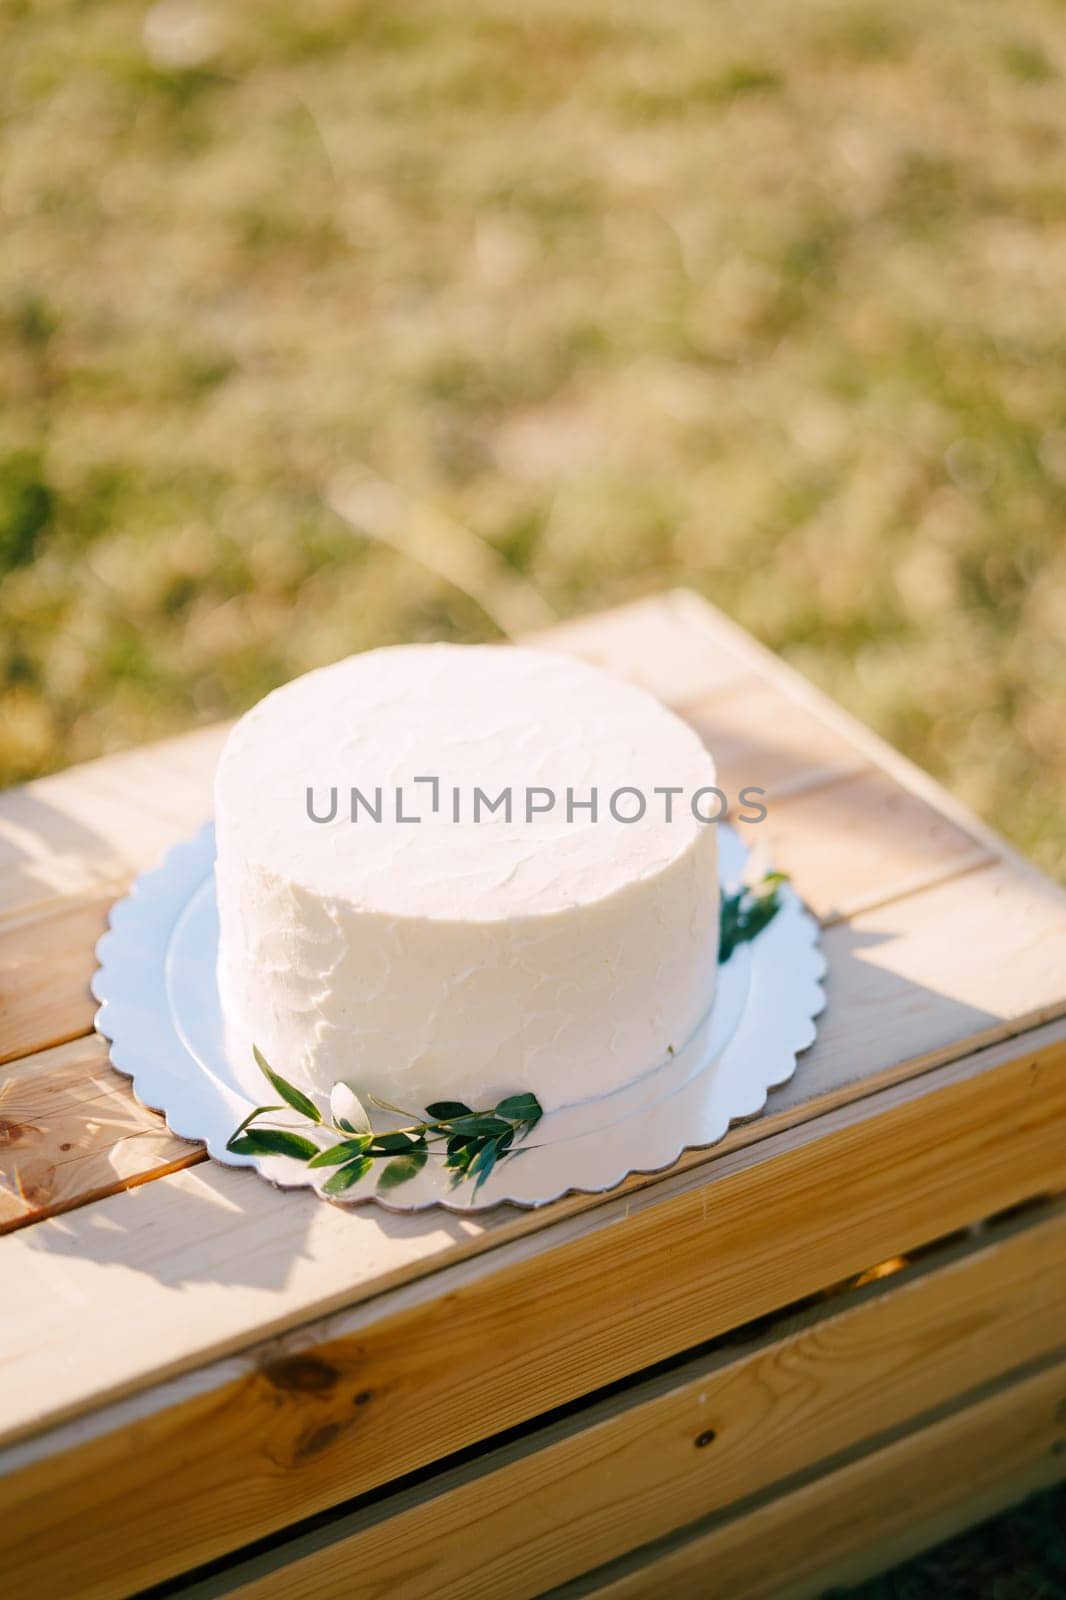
xmin=214 ymin=644 xmax=719 ymax=1115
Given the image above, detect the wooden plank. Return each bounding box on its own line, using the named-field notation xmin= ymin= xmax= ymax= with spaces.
xmin=680 ymin=677 xmax=867 ymax=804
xmin=669 ymin=589 xmax=1061 ymax=888
xmin=0 ymin=722 xmax=228 ymax=922
xmin=756 ymin=768 xmax=991 ymax=923
xmin=529 ymin=593 xmax=758 ymax=707
xmin=0 ymin=1037 xmax=199 ymax=1232
xmin=784 ymin=856 xmax=1066 ymax=1096
xmin=117 ymin=1205 xmax=1066 ymax=1600
xmin=4 ymin=848 xmax=1064 ymax=1243
xmin=0 ymin=1025 xmax=1062 ymax=1599
xmin=564 ymin=1359 xmax=1066 ymax=1600
xmin=0 ymin=892 xmax=119 ymax=1067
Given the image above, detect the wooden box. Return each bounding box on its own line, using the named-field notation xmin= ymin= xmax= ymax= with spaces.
xmin=1 ymin=592 xmax=1064 ymax=1599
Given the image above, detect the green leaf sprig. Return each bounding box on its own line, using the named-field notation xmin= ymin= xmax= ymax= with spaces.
xmin=719 ymin=870 xmax=788 ymax=962
xmin=226 ymin=1048 xmax=543 ymax=1198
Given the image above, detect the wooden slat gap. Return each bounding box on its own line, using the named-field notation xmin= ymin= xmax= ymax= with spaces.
xmin=814 ymin=853 xmax=999 ymax=930
xmin=543 ymin=1358 xmax=1066 ymax=1600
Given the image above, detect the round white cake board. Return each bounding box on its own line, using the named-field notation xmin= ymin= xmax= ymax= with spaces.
xmin=92 ymin=823 xmax=825 ymax=1212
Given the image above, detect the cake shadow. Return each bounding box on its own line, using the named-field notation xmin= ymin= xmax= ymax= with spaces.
xmin=21 ymin=1140 xmax=505 ymax=1294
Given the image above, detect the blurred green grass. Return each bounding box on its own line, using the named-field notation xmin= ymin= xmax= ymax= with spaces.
xmin=1 ymin=0 xmax=1064 ymax=879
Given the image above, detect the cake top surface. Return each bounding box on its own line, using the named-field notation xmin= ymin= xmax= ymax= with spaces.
xmin=215 ymin=643 xmax=716 ymax=921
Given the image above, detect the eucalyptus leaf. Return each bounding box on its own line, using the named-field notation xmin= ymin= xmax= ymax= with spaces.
xmin=424 ymin=1100 xmax=474 ymax=1121
xmin=329 ymin=1081 xmax=372 ymax=1136
xmin=227 ymin=1128 xmax=320 ymax=1160
xmin=253 ymin=1045 xmax=322 ymax=1123
xmin=370 ymin=1131 xmax=421 ymax=1154
xmin=719 ymin=871 xmax=788 ymax=963
xmin=377 ymin=1146 xmax=429 ymax=1190
xmin=307 ymin=1137 xmax=373 ymax=1168
xmin=228 ymin=1104 xmax=284 ymax=1144
xmin=445 ymin=1114 xmax=512 ymax=1138
xmin=745 ymin=899 xmax=778 ymax=938
xmin=468 ymin=1140 xmax=498 ymax=1194
xmin=323 ymin=1155 xmax=374 ymax=1194
xmin=444 ymin=1133 xmax=479 ymax=1171
xmin=495 ymin=1093 xmax=543 ymax=1124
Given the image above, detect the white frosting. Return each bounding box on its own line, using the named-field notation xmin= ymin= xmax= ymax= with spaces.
xmin=214 ymin=644 xmax=718 ymax=1114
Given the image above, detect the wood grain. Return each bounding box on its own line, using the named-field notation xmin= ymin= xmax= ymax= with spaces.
xmin=571 ymin=1359 xmax=1066 ymax=1600
xmin=0 ymin=1026 xmax=1063 ymax=1599
xmin=668 ymin=589 xmax=1059 ymax=884
xmin=755 ymin=768 xmax=991 ymax=922
xmin=681 ymin=678 xmax=868 ymax=804
xmin=0 ymin=1036 xmax=199 ymax=1232
xmin=149 ymin=1206 xmax=1066 ymax=1600
xmin=0 ymin=892 xmax=120 ymax=1067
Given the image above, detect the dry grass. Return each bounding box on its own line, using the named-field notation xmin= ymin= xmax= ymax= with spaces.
xmin=1 ymin=0 xmax=1064 ymax=878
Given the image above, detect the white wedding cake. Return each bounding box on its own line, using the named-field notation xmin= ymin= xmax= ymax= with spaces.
xmin=214 ymin=644 xmax=719 ymax=1114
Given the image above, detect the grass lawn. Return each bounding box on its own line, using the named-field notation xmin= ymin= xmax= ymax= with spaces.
xmin=2 ymin=0 xmax=1063 ymax=880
